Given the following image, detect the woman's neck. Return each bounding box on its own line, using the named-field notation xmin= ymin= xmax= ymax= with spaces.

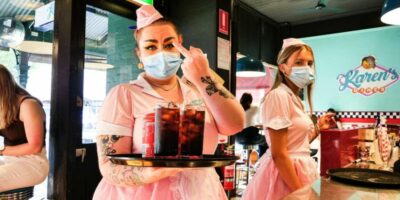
xmin=284 ymin=78 xmax=301 ymax=95
xmin=144 ymin=73 xmax=177 ymax=86
xmin=143 ymin=73 xmax=183 ymax=103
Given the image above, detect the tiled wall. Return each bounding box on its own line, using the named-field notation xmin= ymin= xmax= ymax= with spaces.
xmin=106 ymin=13 xmax=141 ymax=92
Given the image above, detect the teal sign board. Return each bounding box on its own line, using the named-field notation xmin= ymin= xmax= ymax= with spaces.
xmin=302 ymin=26 xmax=400 ymax=111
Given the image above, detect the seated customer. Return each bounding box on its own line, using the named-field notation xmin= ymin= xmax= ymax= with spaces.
xmin=319 ymin=108 xmax=341 ymax=130
xmin=0 ymin=64 xmax=49 ymax=192
xmin=238 ymin=93 xmax=268 ymax=157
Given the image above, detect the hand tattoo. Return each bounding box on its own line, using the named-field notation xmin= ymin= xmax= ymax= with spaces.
xmin=100 ymin=135 xmax=122 ymax=157
xmin=200 ymin=76 xmax=234 ymax=99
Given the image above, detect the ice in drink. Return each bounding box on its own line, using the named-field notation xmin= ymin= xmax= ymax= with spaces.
xmin=154 ymin=102 xmax=180 ymax=156
xmin=180 ymin=105 xmax=205 ymax=156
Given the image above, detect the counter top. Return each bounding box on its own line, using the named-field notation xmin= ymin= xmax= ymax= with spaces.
xmin=283 ymin=177 xmax=400 ymax=200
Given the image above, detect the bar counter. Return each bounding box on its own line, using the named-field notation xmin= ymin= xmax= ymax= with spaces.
xmin=283 ymin=177 xmax=400 ymax=199
xmin=320 ymin=128 xmax=359 ymax=175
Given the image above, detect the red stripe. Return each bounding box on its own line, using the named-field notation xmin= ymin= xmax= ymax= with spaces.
xmin=387 ymin=118 xmax=400 ymax=125
xmin=340 ymin=118 xmax=376 ymax=123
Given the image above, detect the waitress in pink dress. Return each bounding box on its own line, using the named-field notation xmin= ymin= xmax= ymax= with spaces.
xmin=242 ymin=38 xmax=323 ymax=200
xmin=92 ymin=5 xmax=244 ymax=200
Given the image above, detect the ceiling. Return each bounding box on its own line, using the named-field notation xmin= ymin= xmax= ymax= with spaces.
xmin=0 ymin=0 xmax=47 ymax=22
xmin=240 ymin=0 xmax=385 ymax=25
xmin=0 ymin=0 xmax=108 ymax=42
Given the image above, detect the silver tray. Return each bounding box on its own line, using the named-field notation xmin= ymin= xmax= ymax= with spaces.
xmin=108 ymin=154 xmax=239 ymax=168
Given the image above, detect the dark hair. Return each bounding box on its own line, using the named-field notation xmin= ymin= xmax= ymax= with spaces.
xmin=134 ymin=18 xmax=180 ymax=44
xmin=327 ymin=108 xmax=339 ymax=120
xmin=240 ymin=93 xmax=253 ymax=111
xmin=327 ymin=108 xmax=336 ymax=113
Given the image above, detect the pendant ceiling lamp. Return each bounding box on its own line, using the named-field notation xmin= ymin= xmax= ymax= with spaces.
xmin=381 ymin=0 xmax=400 ymax=25
xmin=236 ymin=56 xmax=266 ymax=77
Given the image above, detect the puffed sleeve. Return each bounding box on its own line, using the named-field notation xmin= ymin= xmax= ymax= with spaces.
xmin=261 ymin=89 xmax=292 ymax=130
xmin=97 ymin=84 xmax=134 ymax=136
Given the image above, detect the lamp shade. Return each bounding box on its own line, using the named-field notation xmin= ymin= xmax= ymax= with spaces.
xmin=236 ymin=57 xmax=266 ymax=77
xmin=381 ymin=0 xmax=400 ymax=25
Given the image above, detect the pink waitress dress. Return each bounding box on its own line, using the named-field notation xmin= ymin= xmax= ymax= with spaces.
xmin=92 ymin=73 xmax=227 ymax=200
xmin=241 ymin=84 xmax=319 ymax=200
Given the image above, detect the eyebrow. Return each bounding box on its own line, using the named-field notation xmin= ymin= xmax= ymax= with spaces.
xmin=143 ymin=37 xmax=175 ymax=43
xmin=144 ymin=39 xmax=158 ymax=43
xmin=164 ymin=37 xmax=175 ymax=43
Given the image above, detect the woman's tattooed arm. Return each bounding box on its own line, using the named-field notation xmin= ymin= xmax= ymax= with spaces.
xmin=200 ymin=76 xmax=234 ymax=99
xmin=97 ymin=135 xmax=146 ymax=186
xmin=100 ymin=135 xmax=122 ymax=157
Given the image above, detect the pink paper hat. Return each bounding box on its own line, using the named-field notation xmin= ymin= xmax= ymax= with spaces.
xmin=281 ymin=38 xmax=306 ymax=52
xmin=129 ymin=5 xmax=163 ymax=30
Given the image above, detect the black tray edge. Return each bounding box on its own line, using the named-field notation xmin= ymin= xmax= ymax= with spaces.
xmin=108 ymin=154 xmax=239 ymax=168
xmin=327 ymin=168 xmax=400 ymax=189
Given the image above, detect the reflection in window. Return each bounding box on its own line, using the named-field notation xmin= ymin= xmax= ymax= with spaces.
xmin=83 ymin=6 xmax=139 ymax=143
xmin=1 ymin=0 xmax=54 ymax=197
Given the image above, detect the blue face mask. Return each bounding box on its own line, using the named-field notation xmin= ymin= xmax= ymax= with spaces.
xmin=287 ymin=66 xmax=314 ymax=88
xmin=142 ymin=52 xmax=182 ymax=79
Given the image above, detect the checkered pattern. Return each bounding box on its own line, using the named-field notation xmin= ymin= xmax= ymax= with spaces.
xmin=314 ymin=111 xmax=400 ymax=119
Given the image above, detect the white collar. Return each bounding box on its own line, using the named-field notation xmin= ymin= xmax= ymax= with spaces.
xmin=279 ymin=83 xmax=305 ymax=111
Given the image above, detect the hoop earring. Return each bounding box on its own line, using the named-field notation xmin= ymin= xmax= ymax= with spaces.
xmin=137 ymin=62 xmax=144 ymax=69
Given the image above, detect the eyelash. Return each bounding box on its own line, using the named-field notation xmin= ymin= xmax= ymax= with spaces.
xmin=295 ymin=61 xmax=313 ymax=66
xmin=164 ymin=43 xmax=174 ymax=49
xmin=144 ymin=45 xmax=156 ymax=50
xmin=143 ymin=43 xmax=174 ymax=51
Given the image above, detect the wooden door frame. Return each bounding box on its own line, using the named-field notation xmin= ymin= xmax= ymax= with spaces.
xmin=48 ymin=0 xmax=86 ymax=199
xmin=48 ymin=1 xmax=139 ymax=199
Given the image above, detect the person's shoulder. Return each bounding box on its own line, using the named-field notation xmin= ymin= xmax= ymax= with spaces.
xmin=266 ymin=85 xmax=290 ymax=100
xmin=114 ymin=83 xmax=134 ymax=90
xmin=20 ymin=98 xmax=40 ymax=106
xmin=248 ymin=105 xmax=258 ymax=112
xmin=19 ymin=97 xmax=45 ymax=118
xmin=109 ymin=83 xmax=140 ymax=94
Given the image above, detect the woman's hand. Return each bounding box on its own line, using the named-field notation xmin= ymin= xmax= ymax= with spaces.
xmin=173 ymin=42 xmax=212 ymax=87
xmin=318 ymin=113 xmax=336 ymax=130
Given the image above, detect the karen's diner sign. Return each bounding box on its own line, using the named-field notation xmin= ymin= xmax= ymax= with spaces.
xmin=337 ymin=56 xmax=399 ymax=96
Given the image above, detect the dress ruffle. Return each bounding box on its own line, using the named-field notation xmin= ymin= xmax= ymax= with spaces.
xmin=170 ymin=168 xmax=227 ymax=200
xmin=242 ymin=152 xmax=319 ymax=200
xmin=93 ymin=168 xmax=227 ymax=200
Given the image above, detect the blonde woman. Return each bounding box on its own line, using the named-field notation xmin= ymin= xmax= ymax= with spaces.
xmin=242 ymin=38 xmax=325 ymax=200
xmin=0 ymin=64 xmax=49 ymax=192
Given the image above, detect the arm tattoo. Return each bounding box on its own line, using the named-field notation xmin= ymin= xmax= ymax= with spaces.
xmin=109 ymin=164 xmax=146 ymax=186
xmin=100 ymin=135 xmax=122 ymax=157
xmin=99 ymin=135 xmax=147 ymax=186
xmin=200 ymin=76 xmax=234 ymax=99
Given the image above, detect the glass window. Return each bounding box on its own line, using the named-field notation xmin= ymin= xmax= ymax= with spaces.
xmin=83 ymin=6 xmax=140 ymax=143
xmin=0 ymin=0 xmax=53 ymax=197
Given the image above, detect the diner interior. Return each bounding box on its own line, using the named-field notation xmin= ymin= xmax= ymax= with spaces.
xmin=0 ymin=0 xmax=399 ymax=199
